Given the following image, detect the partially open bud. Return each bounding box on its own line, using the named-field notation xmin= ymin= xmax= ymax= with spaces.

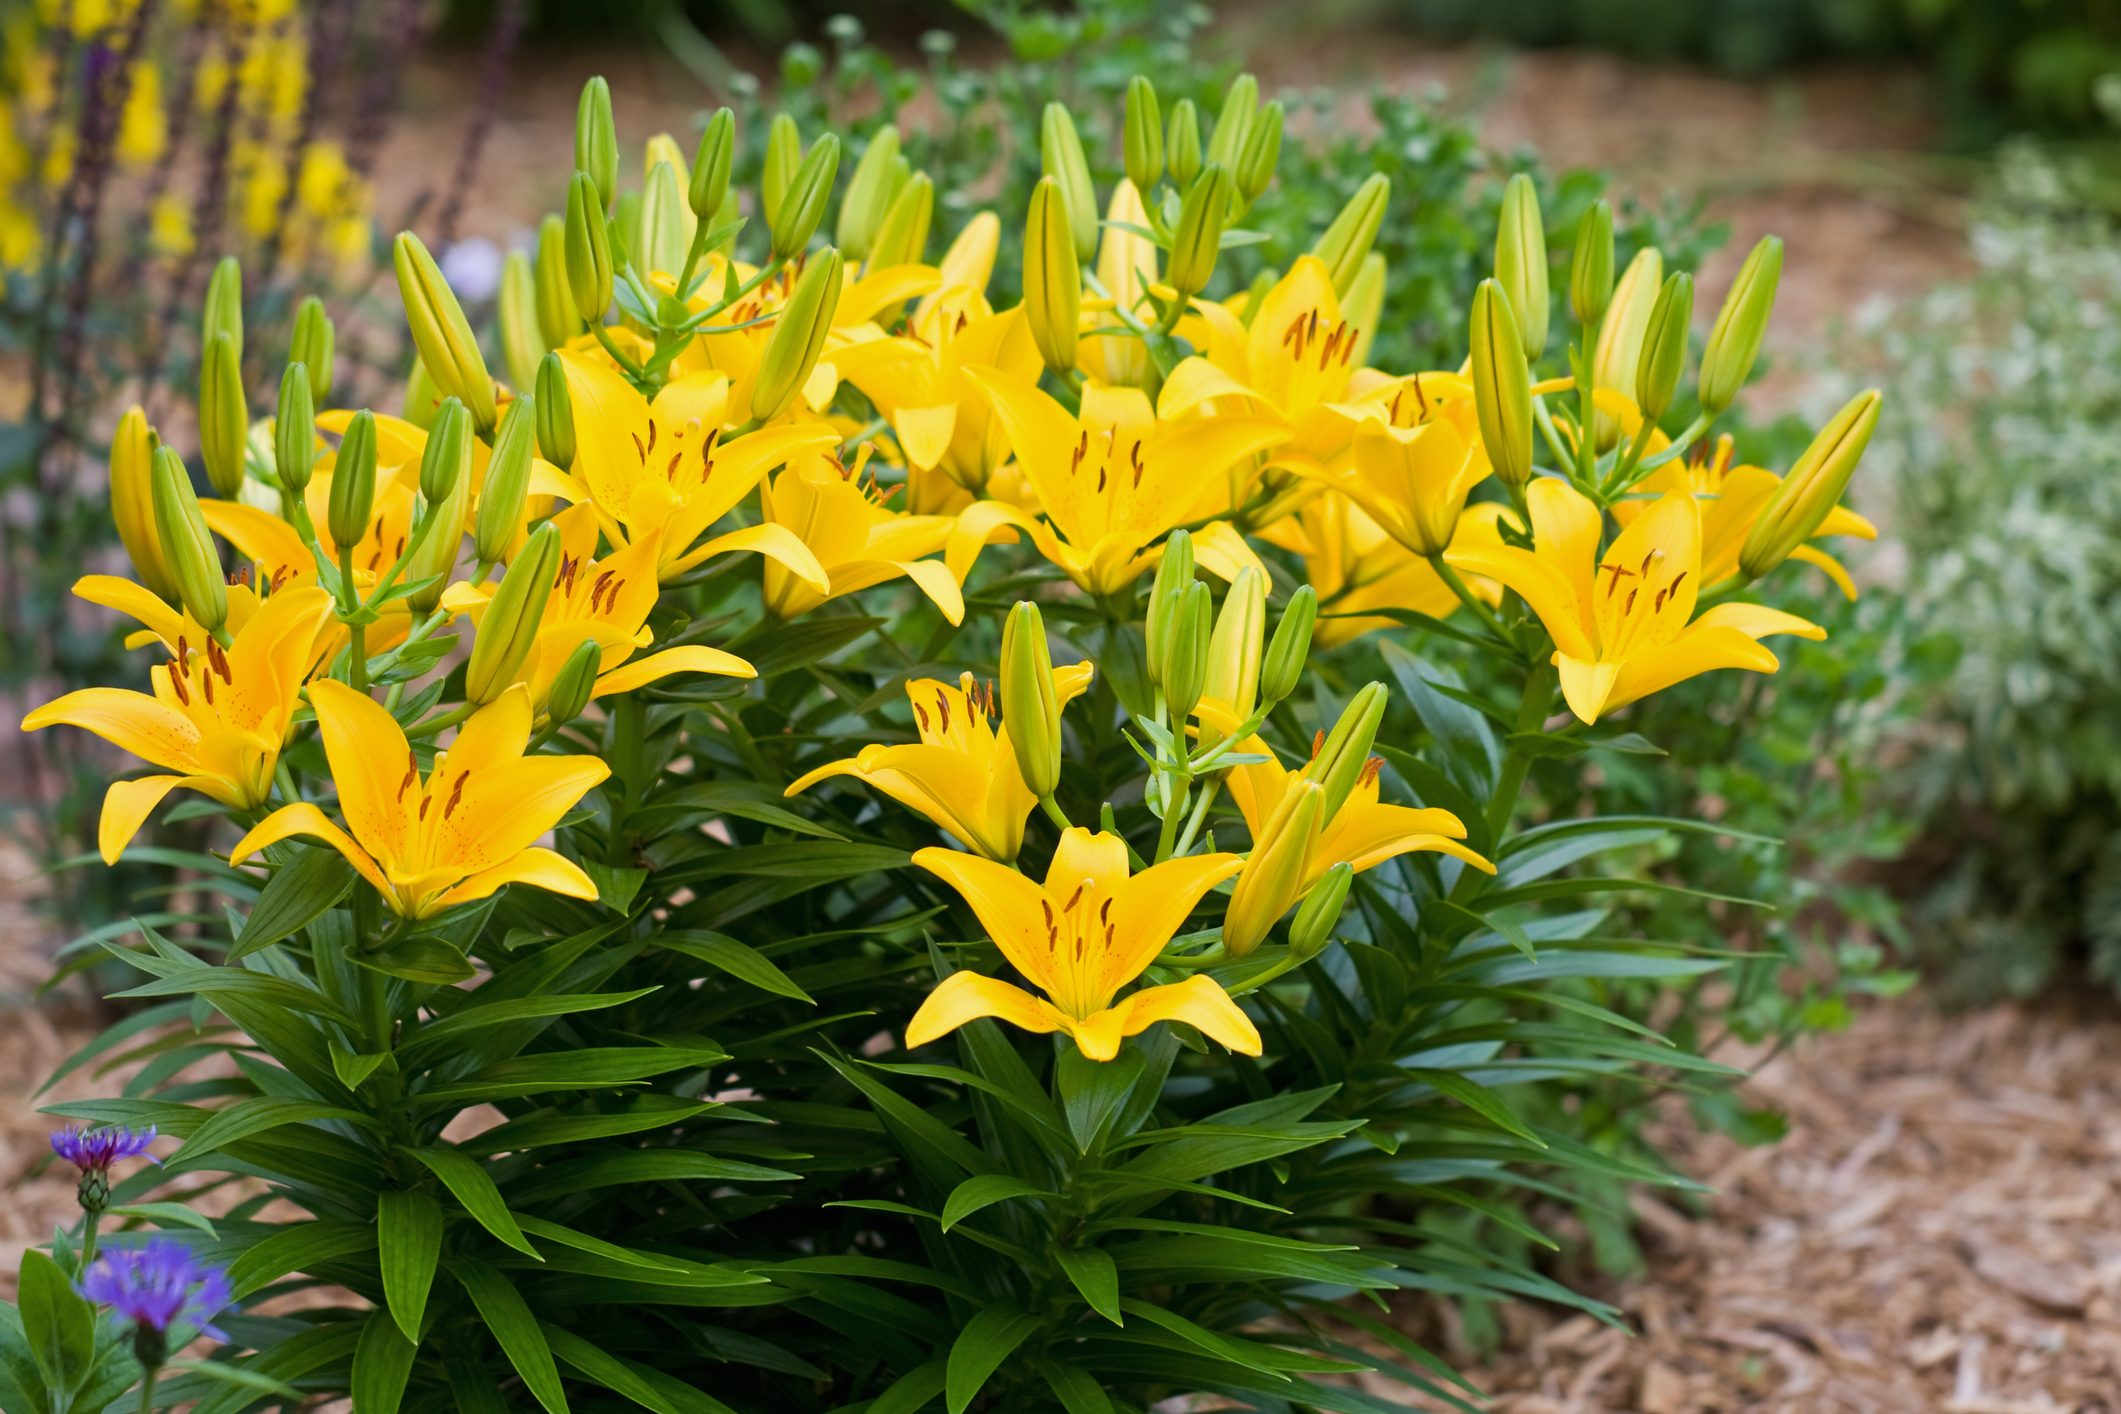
xmin=1124 ymin=76 xmax=1163 ymax=193
xmin=1312 ymin=173 xmax=1389 ymax=297
xmin=1205 ymin=73 xmax=1259 ymax=171
xmin=1569 ymin=199 xmax=1614 ymax=327
xmin=1040 ymin=103 xmax=1098 ymax=263
xmin=466 ymin=521 xmax=561 ymax=705
xmin=1203 ymin=566 xmax=1266 ymax=721
xmin=536 ymin=351 xmax=576 ymax=471
xmin=1144 ymin=528 xmax=1194 ymax=689
xmin=1260 ymin=585 xmax=1317 ymax=707
xmin=284 ymin=298 xmax=332 ymax=405
xmin=1343 ymin=251 xmax=1386 ymax=370
xmin=1022 ymin=176 xmax=1081 ymax=374
xmin=394 ymin=231 xmax=497 ymax=433
xmin=419 ymin=398 xmax=471 ymax=506
xmin=1470 ymin=279 xmax=1533 ymax=488
xmin=1223 ymin=778 xmax=1322 ymax=958
xmin=868 ymin=172 xmax=934 ymax=272
xmin=1167 ymin=165 xmax=1232 ymax=299
xmin=750 ymin=247 xmax=843 ymax=422
xmin=329 ymin=410 xmax=378 ymax=552
xmin=761 ymin=114 xmax=801 ymax=230
xmin=1306 ymin=681 xmax=1385 ymax=819
xmin=1739 ymin=388 xmax=1880 ymax=580
xmin=497 ymin=250 xmax=543 ymax=393
xmin=110 ymin=408 xmax=176 ymax=600
xmin=1161 ymin=580 xmax=1212 ymax=724
xmin=1699 ymin=234 xmax=1783 ymax=415
xmin=1236 ymin=100 xmax=1283 ymax=204
xmin=691 ymin=108 xmax=735 ymax=222
xmin=1288 ymin=860 xmax=1352 ymax=958
xmin=150 ymin=447 xmax=225 ymax=634
xmin=546 ymin=637 xmax=603 ymax=727
xmin=636 ymin=158 xmax=691 ymax=279
xmin=837 ymin=125 xmax=901 ymax=261
xmin=772 ymin=132 xmax=840 ymax=261
xmin=1635 ymin=271 xmax=1694 ymax=423
xmin=1592 ymin=247 xmax=1665 ymax=419
xmin=1166 ymin=98 xmax=1202 ymax=187
xmin=403 ymin=357 xmax=443 ymax=431
xmin=532 ymin=215 xmax=581 ymax=349
xmin=1000 ymin=601 xmax=1063 ymax=801
xmin=1493 ymin=172 xmax=1549 ymax=359
xmin=575 ymin=75 xmax=618 ymax=210
xmin=198 ymin=332 xmax=247 ymax=497
xmin=275 ymin=363 xmax=316 ymax=494
xmin=564 ymin=171 xmax=614 ymax=326
xmin=202 ymin=255 xmax=243 ymax=361
xmin=476 ymin=395 xmax=536 ymax=565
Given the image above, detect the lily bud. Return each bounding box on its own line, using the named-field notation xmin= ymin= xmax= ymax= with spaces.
xmin=1000 ymin=601 xmax=1063 ymax=801
xmin=1124 ymin=76 xmax=1163 ymax=192
xmin=1022 ymin=176 xmax=1081 ymax=374
xmin=691 ymin=108 xmax=735 ymax=221
xmin=198 ymin=332 xmax=247 ymax=498
xmin=1739 ymin=388 xmax=1880 ymax=580
xmin=1636 ymin=271 xmax=1693 ymax=423
xmin=1161 ymin=581 xmax=1212 ymax=724
xmin=404 ymin=441 xmax=472 ymax=613
xmin=1493 ymin=172 xmax=1549 ymax=358
xmin=1312 ymin=173 xmax=1389 ymax=296
xmin=419 ymin=398 xmax=471 ymax=506
xmin=575 ymin=75 xmax=617 ymax=210
xmin=1699 ymin=234 xmax=1782 ymax=415
xmin=750 ymin=247 xmax=843 ymax=422
xmin=531 ymin=215 xmax=581 ymax=349
xmin=1260 ymin=585 xmax=1316 ymax=707
xmin=1166 ymin=98 xmax=1202 ymax=187
xmin=1569 ymin=199 xmax=1614 ymax=327
xmin=110 ymin=407 xmax=176 ymax=600
xmin=1203 ymin=566 xmax=1266 ymax=720
xmin=564 ymin=171 xmax=614 ymax=326
xmin=288 ymin=296 xmax=334 ymax=403
xmin=837 ymin=126 xmax=901 ymax=261
xmin=1039 ymin=103 xmax=1098 ymax=263
xmin=475 ymin=395 xmax=536 ymax=565
xmin=1307 ymin=681 xmax=1385 ymax=820
xmin=1144 ymin=528 xmax=1194 ymax=689
xmin=771 ymin=133 xmax=839 ymax=261
xmin=547 ymin=638 xmax=603 ymax=727
xmin=1289 ymin=860 xmax=1352 ymax=959
xmin=536 ymin=351 xmax=576 ymax=471
xmin=329 ymin=410 xmax=378 ymax=552
xmin=1205 ymin=73 xmax=1258 ymax=171
xmin=466 ymin=521 xmax=561 ymax=705
xmin=403 ymin=356 xmax=443 ymax=430
xmin=1592 ymin=247 xmax=1664 ymax=416
xmin=202 ymin=255 xmax=243 ymax=361
xmin=762 ymin=113 xmax=801 ymax=229
xmin=1236 ymin=100 xmax=1283 ymax=204
xmin=1167 ymin=165 xmax=1232 ymax=299
xmin=497 ymin=250 xmax=543 ymax=393
xmin=637 ymin=158 xmax=691 ymax=279
xmin=394 ymin=231 xmax=497 ymax=433
xmin=151 ymin=448 xmax=225 ymax=634
xmin=275 ymin=363 xmax=315 ymax=493
xmin=1344 ymin=251 xmax=1386 ymax=369
xmin=1470 ymin=279 xmax=1533 ymax=488
xmin=868 ymin=172 xmax=934 ymax=272
xmin=1223 ymin=779 xmax=1322 ymax=958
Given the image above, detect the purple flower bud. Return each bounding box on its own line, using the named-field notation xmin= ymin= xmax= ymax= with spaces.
xmin=50 ymin=1124 xmax=159 ymax=1175
xmin=78 ymin=1240 xmax=233 ymax=1349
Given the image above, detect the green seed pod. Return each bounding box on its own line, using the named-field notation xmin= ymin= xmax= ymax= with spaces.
xmin=564 ymin=170 xmax=614 ymax=326
xmin=1236 ymin=99 xmax=1284 ymax=204
xmin=772 ymin=133 xmax=840 ymax=262
xmin=1000 ymin=600 xmax=1062 ymax=802
xmin=1259 ymin=584 xmax=1316 ymax=707
xmin=535 ymin=352 xmax=576 ymax=471
xmin=761 ymin=113 xmax=801 ymax=230
xmin=1311 ymin=173 xmax=1389 ymax=296
xmin=475 ymin=395 xmax=537 ymax=566
xmin=575 ymin=75 xmax=618 ymax=210
xmin=1493 ymin=172 xmax=1549 ymax=359
xmin=289 ymin=296 xmax=334 ymax=403
xmin=1288 ymin=860 xmax=1353 ymax=959
xmin=691 ymin=107 xmax=735 ymax=222
xmin=1307 ymin=681 xmax=1386 ymax=820
xmin=1739 ymin=388 xmax=1881 ymax=580
xmin=1202 ymin=565 xmax=1266 ymax=721
xmin=329 ymin=410 xmax=378 ymax=552
xmin=1569 ymin=199 xmax=1615 ymax=327
xmin=275 ymin=362 xmax=315 ymax=493
xmin=1144 ymin=528 xmax=1195 ymax=689
xmin=394 ymin=231 xmax=497 ymax=433
xmin=1223 ymin=778 xmax=1322 ymax=958
xmin=151 ymin=447 xmax=226 ymax=634
xmin=1469 ymin=279 xmax=1533 ymax=487
xmin=750 ymin=247 xmax=844 ymax=423
xmin=1124 ymin=76 xmax=1163 ymax=193
xmin=533 ymin=214 xmax=581 ymax=349
xmin=1166 ymin=97 xmax=1202 ymax=187
xmin=202 ymin=255 xmax=243 ymax=362
xmin=1161 ymin=581 xmax=1213 ymax=725
xmin=1167 ymin=165 xmax=1232 ymax=299
xmin=546 ymin=637 xmax=603 ymax=727
xmin=867 ymin=171 xmax=934 ymax=272
xmin=1022 ymin=176 xmax=1081 ymax=374
xmin=1699 ymin=234 xmax=1783 ymax=415
xmin=1205 ymin=72 xmax=1258 ymax=171
xmin=1636 ymin=271 xmax=1694 ymax=423
xmin=1039 ymin=102 xmax=1098 ymax=263
xmin=466 ymin=520 xmax=561 ymax=705
xmin=497 ymin=249 xmax=543 ymax=393
xmin=836 ymin=125 xmax=901 ymax=261
xmin=198 ymin=331 xmax=248 ymax=498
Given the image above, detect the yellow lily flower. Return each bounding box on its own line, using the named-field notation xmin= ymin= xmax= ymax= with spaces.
xmin=441 ymin=503 xmax=755 ymax=710
xmin=907 ymin=828 xmax=1255 ymax=1062
xmin=1260 ymin=491 xmax=1497 ymax=649
xmin=910 ymin=211 xmax=1000 ymax=325
xmin=1447 ymin=479 xmax=1827 ymax=724
xmin=1078 ymin=179 xmax=1158 ymax=389
xmin=758 ymin=445 xmax=975 ymax=625
xmin=21 ymin=586 xmax=335 ymax=863
xmin=786 ymin=663 xmax=1093 ymax=861
xmin=1290 ymin=372 xmax=1494 ymax=558
xmin=230 ymin=680 xmax=607 ymax=920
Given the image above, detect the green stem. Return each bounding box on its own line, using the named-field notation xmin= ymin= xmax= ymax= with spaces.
xmin=1038 ymin=795 xmax=1073 ymax=832
xmin=1634 ymin=411 xmax=1713 ymax=472
xmin=1485 ymin=656 xmax=1557 ymax=843
xmin=1171 ymin=776 xmax=1221 ymax=857
xmin=338 ymin=547 xmax=368 ymax=692
xmin=80 ymin=1209 xmax=100 ymax=1271
xmin=593 ymin=323 xmax=649 ymax=381
xmin=1531 ymin=395 xmax=1575 ymax=472
xmin=1152 ymin=775 xmax=1188 ymax=863
xmin=137 ymin=1364 xmax=156 ymax=1414
xmin=1429 ymin=555 xmax=1513 ymax=646
xmin=405 ymin=703 xmax=475 ymax=740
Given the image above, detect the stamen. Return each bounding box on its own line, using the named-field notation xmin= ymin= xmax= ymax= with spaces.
xmin=1041 ymin=899 xmax=1054 ymax=930
xmin=1062 ymin=884 xmax=1084 ymax=912
xmin=631 ymin=430 xmax=647 ymax=463
xmin=914 ymin=703 xmax=930 ymax=733
xmin=1311 ymin=729 xmax=1326 ymax=759
xmin=1668 ymin=570 xmax=1688 ymax=595
xmin=644 ymin=422 xmax=658 ymax=457
xmin=166 ymin=663 xmax=190 ymax=706
xmin=200 ymin=671 xmax=215 ymax=705
xmin=1625 ymin=588 xmax=1639 ymax=614
xmin=443 ymin=772 xmax=469 ymax=819
xmin=397 ymin=750 xmax=418 ymax=801
xmin=1096 ymin=464 xmax=1107 ymax=492
xmin=935 ymin=690 xmax=950 ymax=735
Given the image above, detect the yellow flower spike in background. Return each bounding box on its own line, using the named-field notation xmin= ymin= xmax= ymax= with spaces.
xmin=21 ymin=586 xmax=335 ymax=863
xmin=787 ymin=662 xmax=1094 ymax=861
xmin=231 ymin=681 xmax=607 ymax=921
xmin=1447 ymin=479 xmax=1827 ymax=724
xmin=907 ymin=828 xmax=1254 ymax=1061
xmin=760 ymin=444 xmax=975 ymax=624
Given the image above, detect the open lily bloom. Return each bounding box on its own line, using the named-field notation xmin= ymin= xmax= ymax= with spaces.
xmin=231 ymin=681 xmax=607 ymax=919
xmin=908 ymin=828 xmax=1254 ymax=1062
xmin=948 ymin=368 xmax=1288 ymax=595
xmin=1259 ymin=491 xmax=1484 ymax=650
xmin=787 ymin=663 xmax=1093 ymax=861
xmin=442 ymin=504 xmax=755 ymax=710
xmin=1291 ymin=372 xmax=1493 ymax=559
xmin=22 ymin=586 xmax=335 ymax=862
xmin=1448 ymin=479 xmax=1827 ymax=724
xmin=759 ymin=445 xmax=975 ymax=624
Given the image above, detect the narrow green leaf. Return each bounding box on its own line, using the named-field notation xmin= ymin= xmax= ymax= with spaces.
xmin=944 ymin=1303 xmax=1040 ymax=1414
xmin=1054 ymin=1246 xmax=1122 ymax=1326
xmin=545 ymin=1324 xmax=739 ymax=1414
xmin=173 ymin=1096 xmax=375 ymax=1164
xmin=350 ymin=1312 xmax=417 ymax=1414
xmin=940 ymin=1174 xmax=1053 ymax=1233
xmin=232 ymin=849 xmax=354 ymax=959
xmin=379 ymin=1189 xmax=443 ymax=1341
xmin=451 ymin=1259 xmax=570 ymax=1414
xmin=659 ymin=931 xmax=816 ymax=1003
xmin=403 ymin=1146 xmax=539 ymax=1257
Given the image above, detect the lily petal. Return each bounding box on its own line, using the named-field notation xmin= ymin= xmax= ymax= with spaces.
xmin=905 ymin=971 xmax=1063 ymax=1049
xmin=99 ymin=775 xmax=185 ymax=864
xmin=229 ymin=802 xmax=392 ymax=900
xmin=592 ymin=644 xmax=757 ymax=698
xmin=1107 ymin=975 xmax=1261 ymax=1058
xmin=434 ymin=846 xmax=599 ymax=913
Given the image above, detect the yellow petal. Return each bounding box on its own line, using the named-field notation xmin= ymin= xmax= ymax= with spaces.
xmin=671 ymin=521 xmax=831 ymax=592
xmin=229 ymin=801 xmax=393 ymax=901
xmin=99 ymin=775 xmax=185 ymax=864
xmin=1188 ymin=520 xmax=1268 ymax=584
xmin=21 ymin=688 xmax=200 ymax=772
xmin=1103 ymin=851 xmax=1244 ymax=991
xmin=893 ymin=558 xmax=966 ymax=626
xmin=591 ymin=644 xmax=757 ymax=698
xmin=913 ymin=844 xmax=1056 ymax=992
xmin=306 ymin=679 xmax=415 ymax=873
xmin=1692 ymin=601 xmax=1825 ymax=642
xmin=1446 ymin=545 xmax=1595 ymax=660
xmin=894 ymin=403 xmax=958 ymax=472
xmin=1556 ymin=654 xmax=1621 ymax=725
xmin=73 ymin=575 xmax=188 ymax=649
xmin=1603 ymin=627 xmax=1781 ymax=714
xmin=1109 ymin=975 xmax=1261 ymax=1056
xmin=434 ymin=845 xmax=599 ymax=913
xmin=905 ymin=971 xmax=1062 ymax=1049
xmin=1786 ymin=544 xmax=1858 ymax=600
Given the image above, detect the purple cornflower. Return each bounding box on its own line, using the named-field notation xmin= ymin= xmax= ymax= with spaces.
xmin=50 ymin=1124 xmax=158 ymax=1213
xmin=79 ymin=1240 xmax=233 ymax=1369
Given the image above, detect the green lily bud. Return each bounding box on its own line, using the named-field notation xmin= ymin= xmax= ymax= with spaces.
xmin=402 ymin=356 xmax=442 ymax=430
xmin=202 ymin=255 xmax=242 ymax=361
xmin=289 ymin=296 xmax=333 ymax=403
xmin=546 ymin=637 xmax=603 ymax=727
xmin=329 ymin=410 xmax=378 ymax=552
xmin=564 ymin=170 xmax=614 ymax=325
xmin=1699 ymin=234 xmax=1783 ymax=415
xmin=1236 ymin=99 xmax=1283 ymax=204
xmin=1288 ymin=860 xmax=1352 ymax=959
xmin=575 ymin=75 xmax=618 ymax=210
xmin=1124 ymin=76 xmax=1163 ymax=192
xmin=1144 ymin=528 xmax=1195 ymax=689
xmin=1636 ymin=271 xmax=1694 ymax=423
xmin=867 ymin=172 xmax=934 ymax=271
xmin=1161 ymin=581 xmax=1212 ymax=725
xmin=1039 ymin=103 xmax=1098 ymax=263
xmin=1344 ymin=251 xmax=1386 ymax=369
xmin=772 ymin=132 xmax=840 ymax=261
xmin=750 ymin=248 xmax=843 ymax=422
xmin=1738 ymin=388 xmax=1881 ymax=580
xmin=1205 ymin=73 xmax=1258 ymax=171
xmin=690 ymin=107 xmax=735 ymax=221
xmin=198 ymin=331 xmax=248 ymax=497
xmin=475 ymin=395 xmax=537 ymax=565
xmin=762 ymin=113 xmax=801 ymax=230
xmin=836 ymin=125 xmax=901 ymax=261
xmin=394 ymin=231 xmax=497 ymax=433
xmin=151 ymin=448 xmax=226 ymax=634
xmin=404 ymin=423 xmax=472 ymax=613
xmin=644 ymin=132 xmax=690 ymax=192
xmin=1223 ymin=779 xmax=1322 ymax=958
xmin=110 ymin=408 xmax=177 ymax=601
xmin=637 ymin=159 xmax=690 ymax=278
xmin=1470 ymin=279 xmax=1533 ymax=488
xmin=1494 ymin=172 xmax=1549 ymax=358
xmin=535 ymin=351 xmax=575 ymax=471
xmin=1259 ymin=584 xmax=1316 ymax=707
xmin=533 ymin=214 xmax=581 ymax=348
xmin=1593 ymin=246 xmax=1665 ymax=413
xmin=419 ymin=398 xmax=471 ymax=506
xmin=1203 ymin=566 xmax=1266 ymax=720
xmin=497 ymin=249 xmax=543 ymax=393
xmin=1167 ymin=165 xmax=1232 ymax=299
xmin=1307 ymin=681 xmax=1386 ymax=820
xmin=1311 ymin=173 xmax=1389 ymax=296
xmin=466 ymin=521 xmax=561 ymax=705
xmin=1022 ymin=176 xmax=1081 ymax=374
xmin=1166 ymin=98 xmax=1202 ymax=187
xmin=1569 ymin=199 xmax=1614 ymax=327
xmin=1000 ymin=601 xmax=1063 ymax=801
xmin=275 ymin=363 xmax=315 ymax=494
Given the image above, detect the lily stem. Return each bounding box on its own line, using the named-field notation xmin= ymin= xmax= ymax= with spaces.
xmin=1429 ymin=555 xmax=1512 ymax=647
